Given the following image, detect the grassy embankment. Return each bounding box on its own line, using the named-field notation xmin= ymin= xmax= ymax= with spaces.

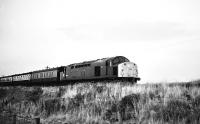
xmin=1 ymin=80 xmax=200 ymax=124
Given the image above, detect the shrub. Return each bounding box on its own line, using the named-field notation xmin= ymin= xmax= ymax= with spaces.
xmin=103 ymin=93 xmax=140 ymax=122
xmin=25 ymin=87 xmax=43 ymax=104
xmin=43 ymin=99 xmax=61 ymax=117
xmin=0 ymin=88 xmax=8 ymax=99
xmin=118 ymin=93 xmax=140 ymax=121
xmin=67 ymin=93 xmax=85 ymax=112
xmin=192 ymin=95 xmax=200 ymax=108
xmin=57 ymin=87 xmax=66 ymax=97
xmin=157 ymin=99 xmax=191 ymax=122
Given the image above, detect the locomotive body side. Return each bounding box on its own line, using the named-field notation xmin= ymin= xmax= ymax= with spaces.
xmin=61 ymin=58 xmax=110 ymax=81
xmin=61 ymin=56 xmax=140 ymax=82
xmin=64 ymin=64 xmax=92 ymax=80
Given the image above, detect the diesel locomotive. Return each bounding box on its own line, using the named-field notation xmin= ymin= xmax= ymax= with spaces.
xmin=0 ymin=56 xmax=140 ymax=85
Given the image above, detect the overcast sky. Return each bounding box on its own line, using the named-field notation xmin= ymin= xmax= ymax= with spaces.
xmin=0 ymin=0 xmax=200 ymax=82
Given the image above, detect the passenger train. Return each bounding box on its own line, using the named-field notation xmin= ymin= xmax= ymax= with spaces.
xmin=0 ymin=56 xmax=140 ymax=85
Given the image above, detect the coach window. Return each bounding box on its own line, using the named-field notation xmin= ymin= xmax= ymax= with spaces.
xmin=51 ymin=72 xmax=53 ymax=76
xmin=50 ymin=72 xmax=51 ymax=77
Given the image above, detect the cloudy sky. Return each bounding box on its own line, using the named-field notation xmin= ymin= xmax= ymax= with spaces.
xmin=0 ymin=0 xmax=200 ymax=82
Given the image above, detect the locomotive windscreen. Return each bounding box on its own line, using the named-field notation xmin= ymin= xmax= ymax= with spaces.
xmin=112 ymin=56 xmax=130 ymax=65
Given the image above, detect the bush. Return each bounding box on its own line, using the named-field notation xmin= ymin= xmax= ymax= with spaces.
xmin=43 ymin=99 xmax=61 ymax=117
xmin=57 ymin=87 xmax=66 ymax=97
xmin=118 ymin=93 xmax=140 ymax=121
xmin=156 ymin=100 xmax=191 ymax=122
xmin=67 ymin=93 xmax=85 ymax=112
xmin=103 ymin=93 xmax=140 ymax=122
xmin=0 ymin=88 xmax=8 ymax=99
xmin=25 ymin=87 xmax=43 ymax=104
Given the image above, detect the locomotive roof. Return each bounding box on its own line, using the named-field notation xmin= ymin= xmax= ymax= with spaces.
xmin=68 ymin=56 xmax=129 ymax=66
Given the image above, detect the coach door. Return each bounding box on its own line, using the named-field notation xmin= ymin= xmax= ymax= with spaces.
xmin=95 ymin=66 xmax=101 ymax=76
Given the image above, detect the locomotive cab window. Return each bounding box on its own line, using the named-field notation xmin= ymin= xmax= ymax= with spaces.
xmin=112 ymin=56 xmax=130 ymax=65
xmin=113 ymin=66 xmax=118 ymax=76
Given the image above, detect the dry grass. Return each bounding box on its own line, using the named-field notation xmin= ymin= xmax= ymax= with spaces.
xmin=1 ymin=81 xmax=200 ymax=124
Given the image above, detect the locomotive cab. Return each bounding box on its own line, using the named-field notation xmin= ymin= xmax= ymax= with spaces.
xmin=109 ymin=56 xmax=140 ymax=81
xmin=109 ymin=56 xmax=130 ymax=76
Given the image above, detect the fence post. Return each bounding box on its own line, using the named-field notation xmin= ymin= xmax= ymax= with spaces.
xmin=34 ymin=117 xmax=40 ymax=124
xmin=12 ymin=114 xmax=16 ymax=124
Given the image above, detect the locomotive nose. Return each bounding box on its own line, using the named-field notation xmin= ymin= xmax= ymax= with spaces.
xmin=118 ymin=62 xmax=138 ymax=77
